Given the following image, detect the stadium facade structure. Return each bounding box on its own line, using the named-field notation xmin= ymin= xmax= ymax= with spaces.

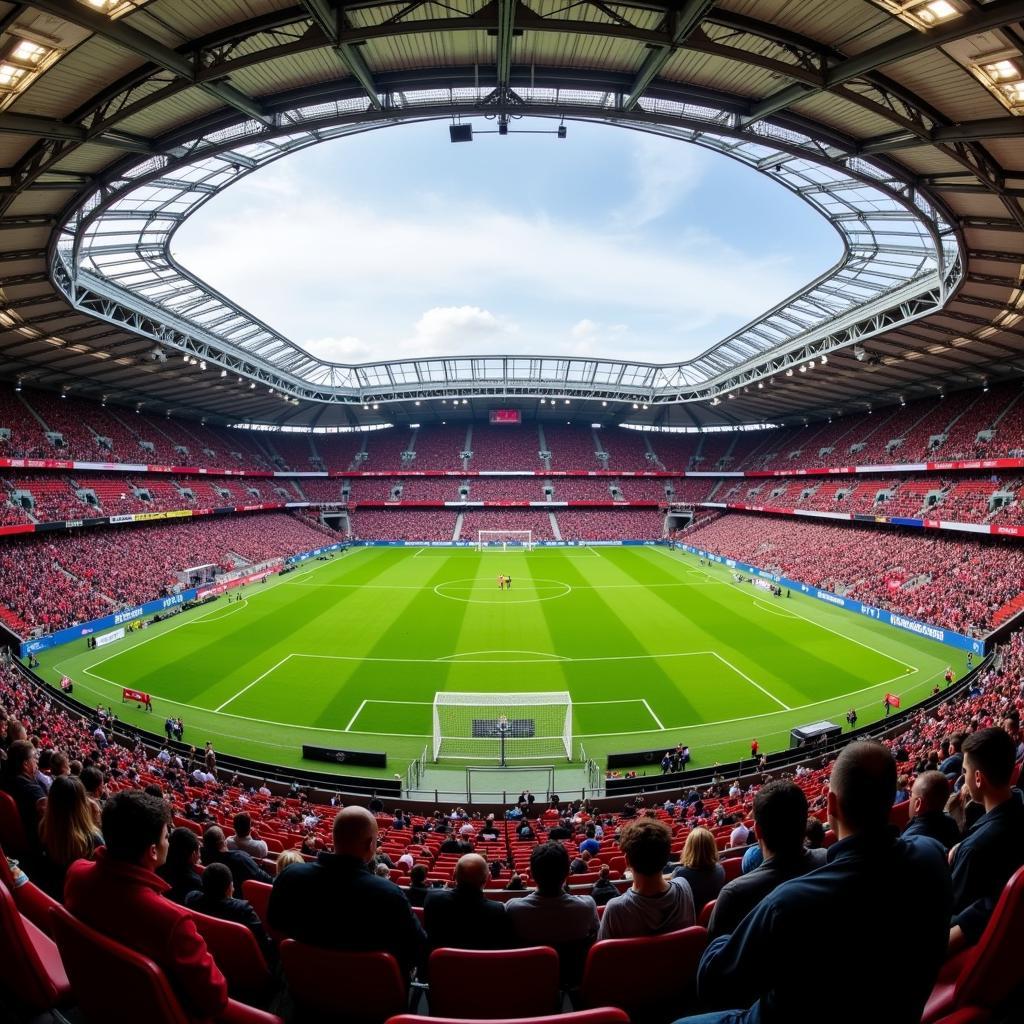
xmin=0 ymin=1 xmax=1021 ymax=433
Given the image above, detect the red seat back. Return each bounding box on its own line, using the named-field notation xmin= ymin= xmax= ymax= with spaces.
xmin=580 ymin=926 xmax=708 ymax=1024
xmin=279 ymin=940 xmax=407 ymax=1023
xmin=721 ymin=856 xmax=744 ymax=882
xmin=429 ymin=946 xmax=560 ymax=1019
xmin=188 ymin=908 xmax=272 ymax=1002
xmin=940 ymin=865 xmax=1024 ymax=1016
xmin=698 ymin=900 xmax=715 ymax=928
xmin=0 ymin=790 xmax=29 ymax=857
xmin=48 ymin=903 xmax=191 ymax=1024
xmin=387 ymin=1010 xmax=629 ymax=1024
xmin=0 ymin=880 xmax=70 ymax=1012
xmin=242 ymin=878 xmax=288 ymax=945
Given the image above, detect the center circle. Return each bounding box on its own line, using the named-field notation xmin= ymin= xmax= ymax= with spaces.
xmin=433 ymin=577 xmax=572 ymax=604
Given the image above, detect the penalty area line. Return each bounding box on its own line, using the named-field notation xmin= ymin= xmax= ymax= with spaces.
xmin=214 ymin=655 xmax=294 ymax=713
xmin=642 ymin=699 xmax=665 ymax=730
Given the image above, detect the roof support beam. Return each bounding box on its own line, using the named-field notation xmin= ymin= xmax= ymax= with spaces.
xmin=623 ymin=0 xmax=717 ymax=111
xmin=0 ymin=112 xmax=155 ymax=152
xmin=860 ymin=117 xmax=1024 ymax=154
xmin=745 ymin=0 xmax=1024 ymax=124
xmin=23 ymin=0 xmax=272 ymax=125
xmin=301 ymin=0 xmax=382 ymax=110
xmin=496 ymin=0 xmax=517 ymax=90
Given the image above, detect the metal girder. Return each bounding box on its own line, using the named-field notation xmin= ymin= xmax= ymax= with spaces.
xmin=0 ymin=112 xmax=155 ymax=152
xmin=623 ymin=0 xmax=717 ymax=111
xmin=861 ymin=117 xmax=1024 ymax=154
xmin=23 ymin=0 xmax=273 ymax=125
xmin=745 ymin=0 xmax=1024 ymax=124
xmin=496 ymin=0 xmax=517 ymax=90
xmin=301 ymin=0 xmax=382 ymax=110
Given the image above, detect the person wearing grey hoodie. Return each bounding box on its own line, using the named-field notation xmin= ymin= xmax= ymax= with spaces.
xmin=598 ymin=817 xmax=694 ymax=940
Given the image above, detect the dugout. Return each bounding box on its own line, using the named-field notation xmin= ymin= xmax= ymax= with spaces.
xmin=790 ymin=720 xmax=842 ymax=749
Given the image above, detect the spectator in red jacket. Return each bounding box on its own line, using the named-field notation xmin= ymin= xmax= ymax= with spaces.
xmin=64 ymin=790 xmax=229 ymax=1019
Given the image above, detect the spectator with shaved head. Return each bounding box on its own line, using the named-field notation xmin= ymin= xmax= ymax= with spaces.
xmin=423 ymin=853 xmax=515 ymax=951
xmin=902 ymin=770 xmax=960 ymax=850
xmin=674 ymin=742 xmax=951 ymax=1024
xmin=268 ymin=805 xmax=425 ymax=975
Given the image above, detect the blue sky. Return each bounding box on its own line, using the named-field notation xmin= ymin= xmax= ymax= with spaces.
xmin=175 ymin=119 xmax=839 ymax=366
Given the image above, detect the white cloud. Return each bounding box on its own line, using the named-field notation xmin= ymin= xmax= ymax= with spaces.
xmin=611 ymin=137 xmax=710 ymax=228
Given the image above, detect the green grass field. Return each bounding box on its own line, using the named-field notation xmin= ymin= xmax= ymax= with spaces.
xmin=41 ymin=545 xmax=959 ymax=778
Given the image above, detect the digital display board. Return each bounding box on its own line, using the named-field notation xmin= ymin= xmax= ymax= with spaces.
xmin=489 ymin=409 xmax=521 ymax=425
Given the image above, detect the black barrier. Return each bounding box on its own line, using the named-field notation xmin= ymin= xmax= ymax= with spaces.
xmin=302 ymin=744 xmax=387 ymax=769
xmin=607 ymin=748 xmax=670 ymax=769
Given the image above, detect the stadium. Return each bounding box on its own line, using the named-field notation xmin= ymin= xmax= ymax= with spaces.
xmin=0 ymin=0 xmax=1024 ymax=1021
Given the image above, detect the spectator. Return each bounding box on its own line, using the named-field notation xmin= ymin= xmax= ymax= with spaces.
xmin=424 ymin=853 xmax=515 ymax=951
xmin=506 ymin=841 xmax=598 ymax=980
xmin=157 ymin=826 xmax=204 ymax=905
xmin=728 ymin=819 xmax=750 ymax=848
xmin=939 ymin=734 xmax=965 ymax=779
xmin=590 ymin=864 xmax=620 ymax=907
xmin=64 ymin=791 xmax=228 ymax=1019
xmin=504 ymin=872 xmax=525 ymax=891
xmin=570 ymin=849 xmax=592 ymax=874
xmin=267 ymin=806 xmax=425 ymax=975
xmin=406 ymin=864 xmax=430 ymax=907
xmin=37 ymin=775 xmax=102 ymax=899
xmin=709 ymin=781 xmax=824 ymax=939
xmin=676 ymin=742 xmax=951 ymax=1024
xmin=672 ymin=827 xmax=726 ymax=912
xmin=1 ymin=740 xmax=45 ymax=859
xmin=200 ymin=826 xmax=272 ymax=891
xmin=185 ymin=862 xmax=272 ymax=959
xmin=226 ymin=812 xmax=268 ymax=860
xmin=599 ymin=817 xmax=695 ymax=940
xmin=949 ymin=727 xmax=1024 ymax=952
xmin=902 ymin=771 xmax=960 ymax=850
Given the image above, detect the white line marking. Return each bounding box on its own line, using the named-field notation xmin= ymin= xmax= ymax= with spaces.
xmin=655 ymin=545 xmax=915 ymax=673
xmin=437 ymin=650 xmax=570 ymax=662
xmin=345 ymin=699 xmax=368 ymax=731
xmin=214 ymin=655 xmax=292 ymax=713
xmin=711 ymin=652 xmax=791 ymax=710
xmin=287 ymin=650 xmax=718 ymax=666
xmin=751 ymin=599 xmax=798 ymax=619
xmin=642 ymin=698 xmax=665 ymax=730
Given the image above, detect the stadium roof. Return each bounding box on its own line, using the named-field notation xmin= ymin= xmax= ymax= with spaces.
xmin=0 ymin=0 xmax=1023 ymax=429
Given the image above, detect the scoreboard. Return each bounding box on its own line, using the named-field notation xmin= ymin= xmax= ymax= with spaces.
xmin=489 ymin=409 xmax=521 ymax=425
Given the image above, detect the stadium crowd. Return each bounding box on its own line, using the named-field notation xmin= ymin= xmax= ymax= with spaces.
xmin=1 ymin=628 xmax=1023 ymax=1022
xmin=683 ymin=513 xmax=1024 ymax=634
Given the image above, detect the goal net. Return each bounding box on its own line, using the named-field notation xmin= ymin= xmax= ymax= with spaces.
xmin=477 ymin=530 xmax=533 ymax=551
xmin=432 ymin=691 xmax=572 ymax=762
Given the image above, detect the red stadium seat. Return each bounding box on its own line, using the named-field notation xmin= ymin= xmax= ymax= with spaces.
xmin=930 ymin=1011 xmax=990 ymax=1024
xmin=0 ymin=790 xmax=29 ymax=857
xmin=580 ymin=926 xmax=708 ymax=1024
xmin=242 ymin=879 xmax=288 ymax=945
xmin=0 ymin=880 xmax=71 ymax=1013
xmin=722 ymin=856 xmax=744 ymax=882
xmin=890 ymin=799 xmax=911 ymax=829
xmin=921 ymin=866 xmax=1024 ymax=1023
xmin=387 ymin=1011 xmax=629 ymax=1024
xmin=428 ymin=946 xmax=560 ymax=1018
xmin=48 ymin=904 xmax=282 ymax=1024
xmin=698 ymin=900 xmax=716 ymax=928
xmin=188 ymin=907 xmax=273 ymax=1003
xmin=279 ymin=940 xmax=407 ymax=1023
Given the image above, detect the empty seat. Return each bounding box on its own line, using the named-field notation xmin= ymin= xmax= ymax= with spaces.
xmin=387 ymin=1010 xmax=629 ymax=1024
xmin=0 ymin=879 xmax=71 ymax=1013
xmin=428 ymin=946 xmax=560 ymax=1019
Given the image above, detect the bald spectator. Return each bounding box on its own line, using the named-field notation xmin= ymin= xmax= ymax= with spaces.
xmin=268 ymin=806 xmax=425 ymax=974
xmin=200 ymin=826 xmax=271 ymax=892
xmin=949 ymin=727 xmax=1024 ymax=952
xmin=424 ymin=853 xmax=515 ymax=951
xmin=676 ymin=742 xmax=951 ymax=1024
xmin=708 ymin=781 xmax=823 ymax=940
xmin=902 ymin=771 xmax=960 ymax=850
xmin=598 ymin=817 xmax=694 ymax=940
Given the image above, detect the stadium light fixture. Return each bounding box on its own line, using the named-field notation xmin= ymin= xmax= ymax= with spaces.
xmin=199 ymin=360 xmax=206 ymax=370
xmin=820 ymin=354 xmax=827 ymax=364
xmin=871 ymin=0 xmax=962 ymax=31
xmin=564 ymin=399 xmax=570 ymax=405
xmin=970 ymin=51 xmax=1024 ymax=114
xmin=785 ymin=368 xmax=794 ymax=376
xmin=249 ymin=382 xmax=255 ymax=389
xmin=601 ymin=401 xmax=607 ymax=407
xmin=799 ymin=364 xmax=807 ymax=373
xmin=757 ymin=381 xmax=763 ymax=389
xmin=220 ymin=369 xmax=226 ymax=377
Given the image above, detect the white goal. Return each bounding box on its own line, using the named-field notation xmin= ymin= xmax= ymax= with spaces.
xmin=477 ymin=530 xmax=533 ymax=551
xmin=432 ymin=691 xmax=572 ymax=762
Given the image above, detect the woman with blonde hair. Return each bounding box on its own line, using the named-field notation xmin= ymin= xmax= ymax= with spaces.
xmin=38 ymin=775 xmax=103 ymax=899
xmin=671 ymin=826 xmax=726 ymax=913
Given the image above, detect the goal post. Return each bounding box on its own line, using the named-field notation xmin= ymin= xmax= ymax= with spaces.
xmin=477 ymin=530 xmax=533 ymax=552
xmin=432 ymin=691 xmax=572 ymax=762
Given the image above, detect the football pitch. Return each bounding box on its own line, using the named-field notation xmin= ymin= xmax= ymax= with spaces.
xmin=42 ymin=544 xmax=957 ymax=778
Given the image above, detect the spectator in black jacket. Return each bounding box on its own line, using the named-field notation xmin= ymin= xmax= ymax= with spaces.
xmin=156 ymin=827 xmax=203 ymax=905
xmin=949 ymin=727 xmax=1024 ymax=952
xmin=201 ymin=826 xmax=272 ymax=892
xmin=268 ymin=806 xmax=426 ymax=975
xmin=424 ymin=854 xmax=515 ymax=951
xmin=902 ymin=771 xmax=960 ymax=850
xmin=186 ymin=862 xmax=272 ymax=959
xmin=590 ymin=864 xmax=620 ymax=906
